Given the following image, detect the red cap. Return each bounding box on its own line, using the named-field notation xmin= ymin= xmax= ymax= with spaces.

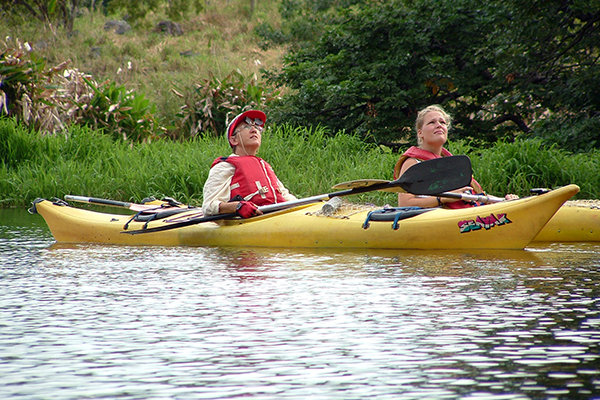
xmin=226 ymin=110 xmax=267 ymax=142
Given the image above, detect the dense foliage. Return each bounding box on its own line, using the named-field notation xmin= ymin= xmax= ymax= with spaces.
xmin=0 ymin=46 xmax=159 ymax=141
xmin=172 ymin=70 xmax=281 ymax=140
xmin=263 ymin=0 xmax=600 ymax=150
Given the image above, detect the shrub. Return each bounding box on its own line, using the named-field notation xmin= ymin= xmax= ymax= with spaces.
xmin=172 ymin=69 xmax=281 ymax=139
xmin=0 ymin=44 xmax=161 ymax=142
xmin=530 ymin=113 xmax=600 ymax=153
xmin=80 ymin=77 xmax=161 ymax=142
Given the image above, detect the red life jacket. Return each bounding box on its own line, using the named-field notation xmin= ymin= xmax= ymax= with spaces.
xmin=211 ymin=156 xmax=287 ymax=206
xmin=393 ymin=146 xmax=484 ymax=209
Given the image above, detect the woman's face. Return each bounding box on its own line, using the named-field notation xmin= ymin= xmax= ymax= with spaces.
xmin=418 ymin=111 xmax=448 ymax=146
xmin=230 ymin=123 xmax=262 ymax=155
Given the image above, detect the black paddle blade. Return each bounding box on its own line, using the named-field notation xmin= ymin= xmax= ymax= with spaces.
xmin=395 ymin=155 xmax=472 ymax=195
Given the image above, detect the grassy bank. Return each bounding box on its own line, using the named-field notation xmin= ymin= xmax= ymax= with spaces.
xmin=2 ymin=118 xmax=599 ymax=209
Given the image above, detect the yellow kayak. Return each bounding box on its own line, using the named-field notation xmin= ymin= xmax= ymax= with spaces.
xmin=30 ymin=184 xmax=578 ymax=249
xmin=533 ymin=199 xmax=600 ymax=242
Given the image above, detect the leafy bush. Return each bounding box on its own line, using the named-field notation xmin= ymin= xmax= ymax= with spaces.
xmin=255 ymin=22 xmax=290 ymax=50
xmin=172 ymin=69 xmax=281 ymax=138
xmin=0 ymin=46 xmax=46 ymax=119
xmin=0 ymin=44 xmax=161 ymax=142
xmin=80 ymin=78 xmax=161 ymax=142
xmin=530 ymin=113 xmax=600 ymax=154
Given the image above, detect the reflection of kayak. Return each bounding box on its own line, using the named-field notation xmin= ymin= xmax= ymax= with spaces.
xmin=30 ymin=185 xmax=578 ymax=249
xmin=533 ymin=200 xmax=600 ymax=242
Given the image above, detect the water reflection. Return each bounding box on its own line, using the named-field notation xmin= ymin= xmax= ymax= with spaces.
xmin=1 ymin=209 xmax=599 ymax=399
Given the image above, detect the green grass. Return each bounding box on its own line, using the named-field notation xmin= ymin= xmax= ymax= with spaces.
xmin=455 ymin=139 xmax=600 ymax=199
xmin=2 ymin=118 xmax=600 ymax=208
xmin=0 ymin=118 xmax=401 ymax=207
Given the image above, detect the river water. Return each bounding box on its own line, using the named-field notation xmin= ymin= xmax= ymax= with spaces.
xmin=1 ymin=207 xmax=599 ymax=399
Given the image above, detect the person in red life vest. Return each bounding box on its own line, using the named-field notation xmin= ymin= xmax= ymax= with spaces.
xmin=202 ymin=110 xmax=297 ymax=218
xmin=393 ymin=105 xmax=518 ymax=209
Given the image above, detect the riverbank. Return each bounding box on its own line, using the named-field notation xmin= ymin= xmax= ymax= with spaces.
xmin=1 ymin=118 xmax=599 ymax=208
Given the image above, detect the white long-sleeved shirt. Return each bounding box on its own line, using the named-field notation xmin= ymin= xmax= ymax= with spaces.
xmin=202 ymin=154 xmax=297 ymax=216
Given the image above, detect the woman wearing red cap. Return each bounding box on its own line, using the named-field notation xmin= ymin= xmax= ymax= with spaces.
xmin=202 ymin=110 xmax=297 ymax=218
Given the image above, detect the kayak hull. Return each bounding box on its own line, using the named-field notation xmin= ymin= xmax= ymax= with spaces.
xmin=533 ymin=200 xmax=600 ymax=242
xmin=31 ymin=184 xmax=579 ymax=249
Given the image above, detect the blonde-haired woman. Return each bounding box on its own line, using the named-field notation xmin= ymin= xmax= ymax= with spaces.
xmin=393 ymin=105 xmax=518 ymax=208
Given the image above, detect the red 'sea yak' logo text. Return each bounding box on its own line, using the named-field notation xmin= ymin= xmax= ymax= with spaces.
xmin=458 ymin=213 xmax=512 ymax=233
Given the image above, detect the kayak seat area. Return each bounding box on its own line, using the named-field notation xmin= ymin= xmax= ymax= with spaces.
xmin=134 ymin=208 xmax=193 ymax=222
xmin=363 ymin=207 xmax=434 ymax=230
xmin=124 ymin=208 xmax=199 ymax=230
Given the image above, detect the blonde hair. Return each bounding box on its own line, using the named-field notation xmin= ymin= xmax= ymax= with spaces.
xmin=415 ymin=105 xmax=452 ymax=145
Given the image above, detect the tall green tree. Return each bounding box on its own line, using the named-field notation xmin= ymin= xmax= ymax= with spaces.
xmin=489 ymin=0 xmax=600 ymax=151
xmin=264 ymin=0 xmax=600 ymax=149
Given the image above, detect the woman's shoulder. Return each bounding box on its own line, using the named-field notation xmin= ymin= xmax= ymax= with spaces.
xmin=393 ymin=154 xmax=418 ymax=179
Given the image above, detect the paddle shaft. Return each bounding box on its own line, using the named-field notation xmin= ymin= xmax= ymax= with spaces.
xmin=65 ymin=195 xmax=186 ymax=213
xmin=255 ymin=181 xmax=416 ymax=214
xmin=433 ymin=192 xmax=504 ymax=204
xmin=65 ymin=195 xmax=134 ymax=208
xmin=263 ymin=191 xmax=506 ymax=214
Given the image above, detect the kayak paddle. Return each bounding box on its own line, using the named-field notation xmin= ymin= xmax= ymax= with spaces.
xmin=122 ymin=155 xmax=473 ymax=235
xmin=65 ymin=195 xmax=186 ymax=212
xmin=332 ymin=184 xmax=506 ymax=203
